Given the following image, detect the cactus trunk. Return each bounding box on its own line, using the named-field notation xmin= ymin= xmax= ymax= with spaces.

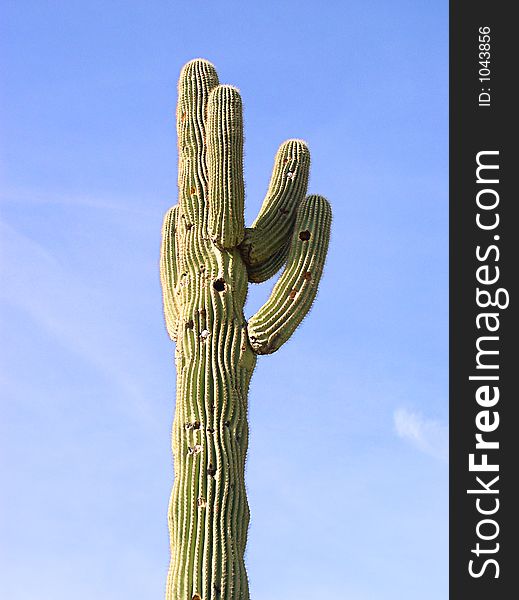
xmin=165 ymin=229 xmax=255 ymax=600
xmin=161 ymin=59 xmax=331 ymax=600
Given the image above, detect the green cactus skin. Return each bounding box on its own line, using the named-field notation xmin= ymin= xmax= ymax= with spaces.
xmin=160 ymin=58 xmax=331 ymax=600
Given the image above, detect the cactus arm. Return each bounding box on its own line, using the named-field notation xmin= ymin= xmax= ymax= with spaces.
xmin=238 ymin=139 xmax=310 ymax=274
xmin=207 ymin=85 xmax=245 ymax=248
xmin=245 ymin=238 xmax=290 ymax=284
xmin=160 ymin=205 xmax=180 ymax=341
xmin=177 ymin=59 xmax=219 ymax=226
xmin=247 ymin=194 xmax=332 ymax=354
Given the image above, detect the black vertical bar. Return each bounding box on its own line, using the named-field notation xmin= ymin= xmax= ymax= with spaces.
xmin=450 ymin=2 xmax=516 ymax=598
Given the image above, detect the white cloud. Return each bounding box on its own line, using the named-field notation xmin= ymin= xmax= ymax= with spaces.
xmin=394 ymin=407 xmax=448 ymax=461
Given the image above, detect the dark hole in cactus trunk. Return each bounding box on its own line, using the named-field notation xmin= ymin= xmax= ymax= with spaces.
xmin=207 ymin=464 xmax=216 ymax=477
xmin=304 ymin=271 xmax=312 ymax=281
xmin=299 ymin=230 xmax=311 ymax=241
xmin=213 ymin=278 xmax=226 ymax=292
xmin=289 ymin=290 xmax=297 ymax=300
xmin=186 ymin=320 xmax=194 ymax=329
xmin=193 ymin=421 xmax=200 ymax=430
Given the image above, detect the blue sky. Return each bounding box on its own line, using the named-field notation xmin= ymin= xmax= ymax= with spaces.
xmin=1 ymin=1 xmax=448 ymax=598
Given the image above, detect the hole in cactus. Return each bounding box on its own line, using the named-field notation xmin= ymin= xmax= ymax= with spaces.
xmin=299 ymin=230 xmax=311 ymax=241
xmin=207 ymin=427 xmax=214 ymax=434
xmin=199 ymin=265 xmax=205 ymax=272
xmin=193 ymin=421 xmax=200 ymax=430
xmin=190 ymin=185 xmax=196 ymax=195
xmin=186 ymin=320 xmax=194 ymax=329
xmin=279 ymin=207 xmax=289 ymax=215
xmin=289 ymin=290 xmax=297 ymax=300
xmin=186 ymin=223 xmax=193 ymax=230
xmin=304 ymin=271 xmax=312 ymax=281
xmin=185 ymin=422 xmax=193 ymax=430
xmin=213 ymin=584 xmax=221 ymax=596
xmin=207 ymin=464 xmax=216 ymax=477
xmin=224 ymin=420 xmax=231 ymax=427
xmin=283 ymin=158 xmax=289 ymax=164
xmin=197 ymin=497 xmax=206 ymax=508
xmin=213 ymin=278 xmax=226 ymax=292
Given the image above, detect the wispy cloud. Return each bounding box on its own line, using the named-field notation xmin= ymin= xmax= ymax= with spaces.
xmin=0 ymin=219 xmax=161 ymax=426
xmin=0 ymin=186 xmax=159 ymax=215
xmin=393 ymin=407 xmax=448 ymax=461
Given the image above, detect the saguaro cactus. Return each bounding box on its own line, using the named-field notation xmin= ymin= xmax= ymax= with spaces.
xmin=160 ymin=58 xmax=331 ymax=600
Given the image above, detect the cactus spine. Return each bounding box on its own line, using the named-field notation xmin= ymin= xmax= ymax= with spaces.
xmin=160 ymin=59 xmax=331 ymax=600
